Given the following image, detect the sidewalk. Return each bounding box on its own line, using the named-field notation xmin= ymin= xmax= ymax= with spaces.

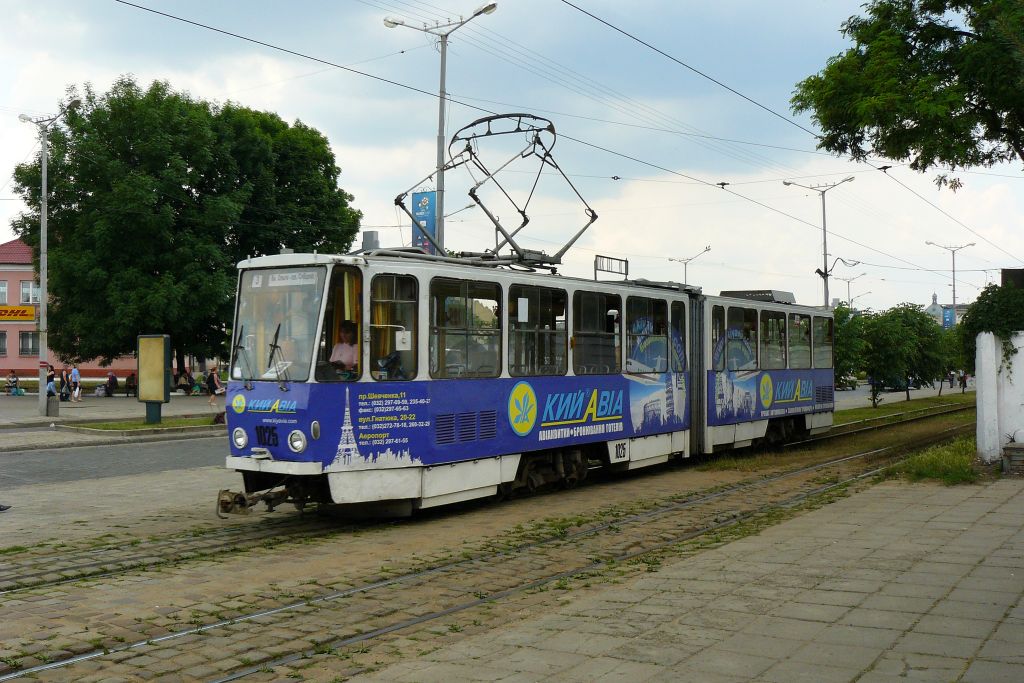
xmin=356 ymin=478 xmax=1024 ymax=683
xmin=0 ymin=393 xmax=225 ymax=452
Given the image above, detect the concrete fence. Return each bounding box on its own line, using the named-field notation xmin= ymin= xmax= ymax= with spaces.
xmin=976 ymin=331 xmax=1024 ymax=462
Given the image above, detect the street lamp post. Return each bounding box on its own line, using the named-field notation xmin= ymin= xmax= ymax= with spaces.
xmin=19 ymin=99 xmax=80 ymax=416
xmin=668 ymin=245 xmax=711 ymax=285
xmin=925 ymin=241 xmax=975 ymax=325
xmin=783 ymin=176 xmax=855 ymax=307
xmin=834 ymin=272 xmax=867 ymax=306
xmin=384 ymin=3 xmax=498 ymax=252
xmin=849 ymin=291 xmax=872 ymax=309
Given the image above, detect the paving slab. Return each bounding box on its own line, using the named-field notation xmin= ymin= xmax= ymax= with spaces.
xmin=350 ymin=478 xmax=1024 ymax=682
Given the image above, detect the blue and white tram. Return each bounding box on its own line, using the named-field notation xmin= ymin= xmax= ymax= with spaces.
xmin=223 ymin=251 xmax=834 ymax=513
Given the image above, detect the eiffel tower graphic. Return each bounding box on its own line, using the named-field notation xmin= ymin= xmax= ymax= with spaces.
xmin=333 ymin=387 xmax=361 ymax=466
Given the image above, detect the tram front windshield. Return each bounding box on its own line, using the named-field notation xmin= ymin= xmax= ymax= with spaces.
xmin=231 ymin=267 xmax=325 ymax=383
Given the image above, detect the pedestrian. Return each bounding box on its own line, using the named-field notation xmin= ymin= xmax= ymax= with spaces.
xmin=59 ymin=365 xmax=71 ymax=402
xmin=207 ymin=365 xmax=224 ymax=406
xmin=5 ymin=369 xmax=19 ymax=396
xmin=960 ymin=372 xmax=968 ymax=394
xmin=71 ymin=364 xmax=81 ymax=401
xmin=45 ymin=364 xmax=56 ymax=397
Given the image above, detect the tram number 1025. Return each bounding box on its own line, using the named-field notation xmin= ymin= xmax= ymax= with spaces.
xmin=613 ymin=442 xmax=627 ymax=461
xmin=255 ymin=426 xmax=279 ymax=447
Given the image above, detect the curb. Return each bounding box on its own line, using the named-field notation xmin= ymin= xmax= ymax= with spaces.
xmin=55 ymin=424 xmax=226 ymax=437
xmin=0 ymin=412 xmax=220 ymax=430
xmin=0 ymin=429 xmax=227 ymax=454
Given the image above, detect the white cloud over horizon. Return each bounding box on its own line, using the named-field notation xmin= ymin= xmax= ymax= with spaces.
xmin=1 ymin=0 xmax=1021 ymax=313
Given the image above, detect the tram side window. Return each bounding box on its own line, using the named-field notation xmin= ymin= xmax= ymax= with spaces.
xmin=370 ymin=274 xmax=417 ymax=381
xmin=813 ymin=316 xmax=834 ymax=368
xmin=573 ymin=291 xmax=621 ymax=375
xmin=316 ymin=267 xmax=362 ymax=381
xmin=430 ymin=278 xmax=500 ymax=378
xmin=760 ymin=310 xmax=787 ymax=369
xmin=626 ymin=297 xmax=668 ymax=373
xmin=726 ymin=307 xmax=758 ymax=370
xmin=670 ymin=301 xmax=686 ymax=372
xmin=711 ymin=305 xmax=725 ymax=371
xmin=789 ymin=313 xmax=811 ymax=369
xmin=509 ymin=285 xmax=567 ymax=376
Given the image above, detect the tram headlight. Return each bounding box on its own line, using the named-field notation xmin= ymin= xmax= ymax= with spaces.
xmin=287 ymin=429 xmax=307 ymax=453
xmin=231 ymin=428 xmax=248 ymax=449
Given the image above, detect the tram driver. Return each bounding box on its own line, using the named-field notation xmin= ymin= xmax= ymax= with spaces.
xmin=330 ymin=320 xmax=358 ymax=377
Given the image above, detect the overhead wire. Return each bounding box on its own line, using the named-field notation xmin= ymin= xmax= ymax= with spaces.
xmin=107 ymin=0 xmax=998 ymax=292
xmin=558 ymin=0 xmax=1023 ymax=265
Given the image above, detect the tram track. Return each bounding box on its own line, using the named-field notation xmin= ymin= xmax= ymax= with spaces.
xmin=0 ymin=401 xmax=970 ymax=598
xmin=0 ymin=402 xmax=972 ymax=599
xmin=0 ymin=417 xmax=973 ymax=682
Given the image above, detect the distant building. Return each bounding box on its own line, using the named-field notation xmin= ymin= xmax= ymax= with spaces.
xmin=924 ymin=292 xmax=968 ymax=329
xmin=0 ymin=237 xmax=136 ymax=379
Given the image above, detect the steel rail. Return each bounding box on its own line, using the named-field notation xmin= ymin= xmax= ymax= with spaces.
xmin=0 ymin=422 xmax=971 ymax=682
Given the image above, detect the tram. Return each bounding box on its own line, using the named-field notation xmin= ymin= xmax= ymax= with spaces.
xmin=221 ymin=251 xmax=834 ymax=514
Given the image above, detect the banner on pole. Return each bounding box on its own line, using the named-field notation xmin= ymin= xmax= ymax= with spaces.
xmin=411 ymin=191 xmax=437 ymax=255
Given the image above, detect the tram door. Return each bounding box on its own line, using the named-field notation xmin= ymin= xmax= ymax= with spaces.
xmin=316 ymin=266 xmax=362 ymax=382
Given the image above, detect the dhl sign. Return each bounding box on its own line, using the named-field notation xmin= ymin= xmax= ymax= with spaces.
xmin=0 ymin=305 xmax=35 ymax=322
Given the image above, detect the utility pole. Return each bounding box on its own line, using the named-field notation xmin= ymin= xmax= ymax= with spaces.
xmin=19 ymin=98 xmax=80 ymax=416
xmin=783 ymin=177 xmax=855 ymax=307
xmin=925 ymin=241 xmax=974 ymax=325
xmin=384 ymin=3 xmax=498 ymax=252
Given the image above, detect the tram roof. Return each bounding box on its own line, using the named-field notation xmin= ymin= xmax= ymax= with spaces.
xmin=236 ymin=251 xmax=827 ymax=312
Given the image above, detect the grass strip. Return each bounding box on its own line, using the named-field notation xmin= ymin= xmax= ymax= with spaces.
xmin=834 ymin=392 xmax=974 ymax=425
xmin=81 ymin=416 xmax=219 ymax=430
xmin=888 ymin=435 xmax=978 ymax=485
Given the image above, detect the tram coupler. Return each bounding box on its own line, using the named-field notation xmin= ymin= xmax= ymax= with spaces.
xmin=216 ymin=488 xmax=290 ymax=517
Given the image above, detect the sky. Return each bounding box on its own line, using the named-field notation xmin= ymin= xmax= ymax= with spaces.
xmin=2 ymin=0 xmax=1022 ymax=312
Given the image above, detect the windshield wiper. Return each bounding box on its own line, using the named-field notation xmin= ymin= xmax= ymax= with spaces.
xmin=232 ymin=325 xmax=255 ymax=391
xmin=266 ymin=323 xmax=290 ymax=392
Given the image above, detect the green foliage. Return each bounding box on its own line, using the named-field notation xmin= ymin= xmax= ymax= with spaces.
xmin=861 ymin=303 xmax=944 ymax=406
xmin=959 ymin=283 xmax=1024 ymax=371
xmin=792 ymin=0 xmax=1024 ymax=179
xmin=832 ymin=304 xmax=865 ymax=382
xmin=11 ymin=76 xmax=361 ymax=364
xmin=890 ymin=435 xmax=978 ymax=485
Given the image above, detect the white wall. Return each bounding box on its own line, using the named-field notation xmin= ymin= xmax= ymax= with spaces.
xmin=976 ymin=332 xmax=1024 ymax=463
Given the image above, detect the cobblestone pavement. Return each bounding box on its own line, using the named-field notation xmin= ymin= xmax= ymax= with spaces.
xmin=344 ymin=479 xmax=1024 ymax=683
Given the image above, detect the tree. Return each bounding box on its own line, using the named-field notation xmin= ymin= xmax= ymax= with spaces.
xmin=833 ymin=304 xmax=866 ymax=385
xmin=861 ymin=311 xmax=914 ymax=407
xmin=11 ymin=77 xmax=361 ymax=367
xmin=792 ymin=1 xmax=1024 ymax=184
xmin=886 ymin=303 xmax=945 ymax=400
xmin=860 ymin=303 xmax=944 ymax=406
xmin=937 ymin=326 xmax=965 ymax=395
xmin=958 ymin=282 xmax=1024 ymax=371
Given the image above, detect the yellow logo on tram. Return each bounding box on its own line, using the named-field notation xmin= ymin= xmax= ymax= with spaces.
xmin=231 ymin=393 xmax=246 ymax=414
xmin=508 ymin=381 xmax=538 ymax=436
xmin=759 ymin=374 xmax=774 ymax=409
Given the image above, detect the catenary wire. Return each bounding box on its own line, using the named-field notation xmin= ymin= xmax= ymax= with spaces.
xmin=104 ymin=1 xmax=989 ymax=292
